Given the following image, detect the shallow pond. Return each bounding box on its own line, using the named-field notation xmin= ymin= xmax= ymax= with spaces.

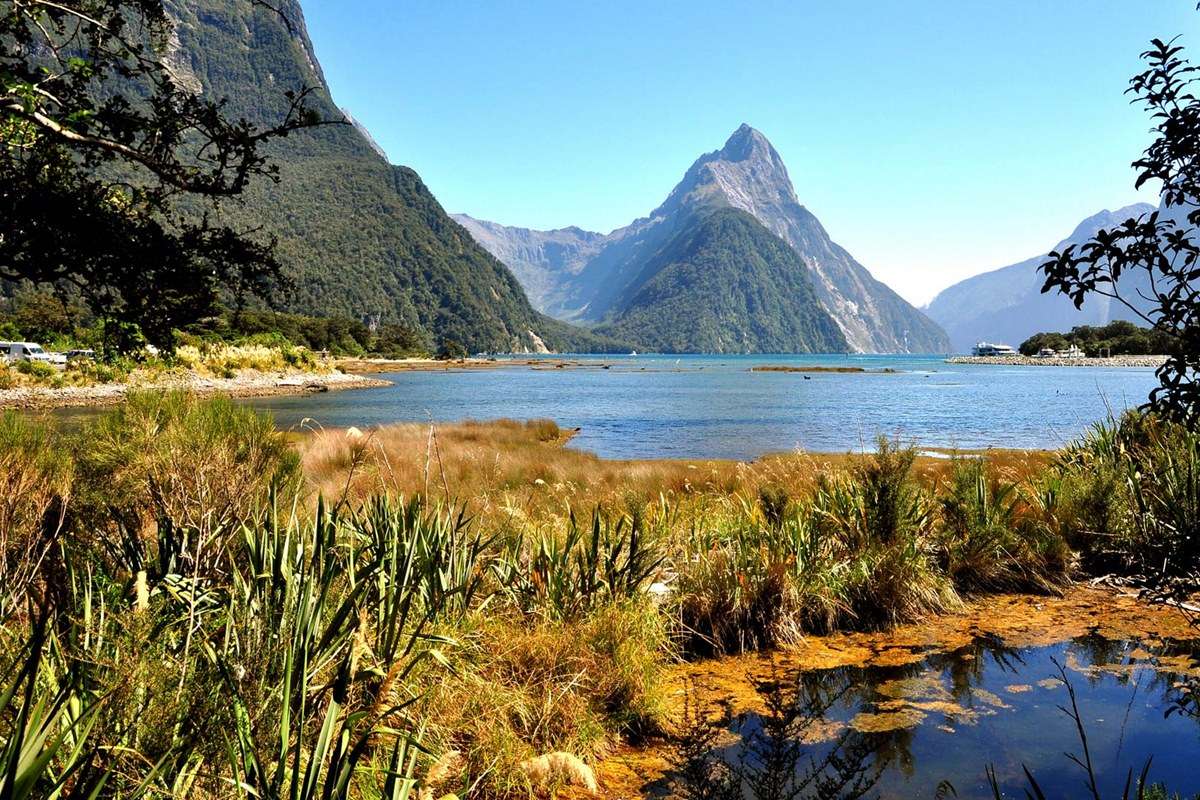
xmin=713 ymin=633 xmax=1200 ymax=799
xmin=595 ymin=591 xmax=1200 ymax=800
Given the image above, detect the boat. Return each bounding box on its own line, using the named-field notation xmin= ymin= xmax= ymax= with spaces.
xmin=971 ymin=341 xmax=1017 ymax=356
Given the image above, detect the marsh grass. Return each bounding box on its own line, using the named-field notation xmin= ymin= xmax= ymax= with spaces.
xmin=937 ymin=457 xmax=1072 ymax=594
xmin=417 ymin=600 xmax=671 ymax=798
xmin=0 ymin=412 xmax=72 ymax=616
xmin=2 ymin=397 xmax=1191 ymax=800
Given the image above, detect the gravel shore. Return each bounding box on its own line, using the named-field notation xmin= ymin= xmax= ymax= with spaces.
xmin=946 ymin=355 xmax=1166 ymax=368
xmin=0 ymin=370 xmax=391 ymax=411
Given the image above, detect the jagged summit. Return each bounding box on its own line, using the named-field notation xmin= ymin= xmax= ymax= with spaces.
xmin=1067 ymin=204 xmax=1155 ymax=241
xmin=718 ymin=123 xmax=782 ymax=163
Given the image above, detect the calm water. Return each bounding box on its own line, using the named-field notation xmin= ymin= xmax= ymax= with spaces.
xmin=237 ymin=354 xmax=1158 ymax=459
xmin=722 ymin=634 xmax=1200 ymax=799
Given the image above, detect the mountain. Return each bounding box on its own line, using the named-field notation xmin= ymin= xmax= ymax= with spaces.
xmin=924 ymin=203 xmax=1157 ymax=352
xmin=592 ymin=208 xmax=848 ymax=353
xmin=456 ymin=125 xmax=950 ymax=353
xmin=162 ymin=0 xmax=620 ymax=353
xmin=451 ymin=216 xmax=606 ymax=315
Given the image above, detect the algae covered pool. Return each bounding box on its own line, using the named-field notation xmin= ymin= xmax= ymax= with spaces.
xmin=722 ymin=633 xmax=1200 ymax=798
xmin=596 ymin=590 xmax=1200 ymax=799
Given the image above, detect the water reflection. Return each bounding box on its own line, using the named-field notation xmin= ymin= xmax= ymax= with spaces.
xmin=667 ymin=635 xmax=1200 ymax=799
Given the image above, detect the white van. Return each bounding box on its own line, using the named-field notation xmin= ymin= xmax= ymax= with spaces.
xmin=0 ymin=342 xmax=66 ymax=366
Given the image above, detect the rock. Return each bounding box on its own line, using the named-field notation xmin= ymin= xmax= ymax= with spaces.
xmin=519 ymin=751 xmax=598 ymax=793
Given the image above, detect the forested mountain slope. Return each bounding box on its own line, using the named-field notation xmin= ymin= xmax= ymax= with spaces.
xmin=164 ymin=0 xmax=620 ymax=353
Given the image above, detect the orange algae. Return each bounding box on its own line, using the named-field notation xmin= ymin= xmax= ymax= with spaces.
xmin=586 ymin=587 xmax=1196 ymax=799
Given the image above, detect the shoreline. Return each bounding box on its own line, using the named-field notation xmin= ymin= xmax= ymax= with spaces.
xmin=947 ymin=354 xmax=1166 ymax=367
xmin=335 ymin=356 xmax=617 ymax=373
xmin=0 ymin=370 xmax=391 ymax=411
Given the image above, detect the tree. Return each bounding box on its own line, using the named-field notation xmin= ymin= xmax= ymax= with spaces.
xmin=0 ymin=0 xmax=328 ymax=353
xmin=1040 ymin=30 xmax=1200 ymax=423
xmin=373 ymin=322 xmax=429 ymax=358
xmin=8 ymin=287 xmax=84 ymax=343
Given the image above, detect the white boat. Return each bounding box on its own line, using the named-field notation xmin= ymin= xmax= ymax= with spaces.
xmin=971 ymin=341 xmax=1017 ymax=356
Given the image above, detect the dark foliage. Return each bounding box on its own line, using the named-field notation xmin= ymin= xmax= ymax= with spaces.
xmin=1019 ymin=320 xmax=1174 ymax=357
xmin=1 ymin=0 xmax=325 ymax=353
xmin=1039 ymin=34 xmax=1200 ymax=422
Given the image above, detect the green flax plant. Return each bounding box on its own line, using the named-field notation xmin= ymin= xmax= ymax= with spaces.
xmin=352 ymin=495 xmax=493 ymax=624
xmin=0 ymin=624 xmax=108 ymax=800
xmin=937 ymin=458 xmax=1069 ymax=593
xmin=220 ymin=497 xmax=437 ymax=800
xmin=495 ymin=507 xmax=666 ymax=620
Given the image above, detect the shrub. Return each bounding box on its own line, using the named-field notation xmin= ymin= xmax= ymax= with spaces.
xmin=73 ymin=392 xmax=300 ymax=580
xmin=809 ymin=441 xmax=956 ymax=628
xmin=675 ymin=508 xmax=844 ymax=653
xmin=15 ymin=358 xmax=56 ymax=381
xmin=1053 ymin=411 xmax=1199 ymax=583
xmin=936 ymin=458 xmax=1070 ymax=593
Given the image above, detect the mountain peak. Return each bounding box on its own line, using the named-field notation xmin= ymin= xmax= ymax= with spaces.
xmin=719 ymin=123 xmax=777 ymax=162
xmin=1067 ymin=203 xmax=1157 ymax=242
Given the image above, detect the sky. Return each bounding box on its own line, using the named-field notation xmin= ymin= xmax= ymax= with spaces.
xmin=301 ymin=1 xmax=1199 ymax=306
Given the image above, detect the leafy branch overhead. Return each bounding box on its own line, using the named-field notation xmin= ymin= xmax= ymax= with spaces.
xmin=0 ymin=0 xmax=332 ymax=352
xmin=1040 ymin=34 xmax=1200 ymax=423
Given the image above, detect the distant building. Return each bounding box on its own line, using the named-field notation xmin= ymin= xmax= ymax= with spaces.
xmin=1061 ymin=344 xmax=1085 ymax=358
xmin=972 ymin=341 xmax=1017 ymax=356
xmin=1036 ymin=347 xmax=1057 ymax=358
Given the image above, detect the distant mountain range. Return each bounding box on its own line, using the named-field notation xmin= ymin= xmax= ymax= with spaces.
xmin=924 ymin=203 xmax=1158 ymax=352
xmin=164 ymin=1 xmax=1146 ymax=357
xmin=456 ymin=125 xmax=950 ymax=354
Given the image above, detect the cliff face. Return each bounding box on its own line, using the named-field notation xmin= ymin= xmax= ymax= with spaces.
xmin=159 ymin=0 xmax=620 ymax=353
xmin=460 ymin=125 xmax=949 ymax=353
xmin=925 ymin=203 xmax=1157 ymax=352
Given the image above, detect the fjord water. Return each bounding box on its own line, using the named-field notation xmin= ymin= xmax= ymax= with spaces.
xmin=729 ymin=634 xmax=1200 ymax=799
xmin=243 ymin=354 xmax=1159 ymax=459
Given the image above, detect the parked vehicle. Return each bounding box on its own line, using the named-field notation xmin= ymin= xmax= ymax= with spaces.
xmin=65 ymin=349 xmax=96 ymax=362
xmin=0 ymin=341 xmax=66 ymax=367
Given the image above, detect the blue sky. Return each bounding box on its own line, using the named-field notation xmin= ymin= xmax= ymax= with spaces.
xmin=302 ymin=2 xmax=1199 ymax=305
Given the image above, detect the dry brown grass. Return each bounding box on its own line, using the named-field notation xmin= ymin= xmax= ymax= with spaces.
xmin=412 ymin=601 xmax=670 ymax=798
xmin=296 ymin=418 xmax=1051 ymax=528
